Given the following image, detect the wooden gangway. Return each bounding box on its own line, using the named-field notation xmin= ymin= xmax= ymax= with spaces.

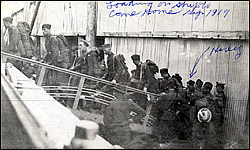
xmin=1 ymin=51 xmax=160 ymax=134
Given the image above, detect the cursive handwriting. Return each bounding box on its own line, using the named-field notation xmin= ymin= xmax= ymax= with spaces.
xmin=190 ymin=45 xmax=243 ymax=78
xmin=209 ymin=45 xmax=243 ymax=60
xmin=107 ymin=1 xmax=230 ymax=20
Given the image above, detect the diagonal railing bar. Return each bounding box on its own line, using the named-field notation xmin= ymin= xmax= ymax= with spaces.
xmin=1 ymin=51 xmax=160 ymax=97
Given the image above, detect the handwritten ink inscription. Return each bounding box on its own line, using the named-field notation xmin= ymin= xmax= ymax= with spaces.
xmin=106 ymin=1 xmax=230 ymax=20
xmin=189 ymin=45 xmax=243 ymax=78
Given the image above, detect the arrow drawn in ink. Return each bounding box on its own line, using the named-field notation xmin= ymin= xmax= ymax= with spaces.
xmin=189 ymin=46 xmax=211 ymax=78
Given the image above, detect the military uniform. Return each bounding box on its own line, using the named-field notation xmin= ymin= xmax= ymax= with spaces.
xmin=86 ymin=47 xmax=102 ymax=78
xmin=16 ymin=21 xmax=33 ymax=59
xmin=154 ymin=88 xmax=184 ymax=142
xmin=103 ymin=91 xmax=145 ymax=148
xmin=103 ymin=52 xmax=115 ymax=81
xmin=3 ymin=17 xmax=25 ymax=70
xmin=191 ymin=82 xmax=217 ymax=148
xmin=42 ymin=24 xmax=60 ymax=86
xmin=213 ymin=83 xmax=227 ymax=145
xmin=113 ymin=54 xmax=130 ymax=85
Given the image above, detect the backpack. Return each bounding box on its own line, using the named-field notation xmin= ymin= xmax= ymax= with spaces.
xmin=17 ymin=22 xmax=35 ymax=58
xmin=55 ymin=34 xmax=70 ymax=68
xmin=146 ymin=59 xmax=159 ymax=75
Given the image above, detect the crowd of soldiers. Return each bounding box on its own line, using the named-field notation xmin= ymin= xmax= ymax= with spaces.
xmin=2 ymin=16 xmax=227 ymax=148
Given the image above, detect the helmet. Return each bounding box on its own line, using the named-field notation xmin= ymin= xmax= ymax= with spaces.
xmin=197 ymin=108 xmax=212 ymax=123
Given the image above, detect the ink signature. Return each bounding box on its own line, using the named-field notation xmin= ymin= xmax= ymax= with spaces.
xmin=106 ymin=1 xmax=230 ymax=20
xmin=189 ymin=45 xmax=243 ymax=78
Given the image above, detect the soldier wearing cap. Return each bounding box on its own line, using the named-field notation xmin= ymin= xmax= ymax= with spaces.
xmin=3 ymin=17 xmax=24 ymax=70
xmin=130 ymin=54 xmax=159 ymax=94
xmin=185 ymin=80 xmax=196 ymax=104
xmin=103 ymin=85 xmax=145 ymax=148
xmin=213 ymin=82 xmax=227 ymax=143
xmin=100 ymin=43 xmax=115 ymax=81
xmin=69 ymin=40 xmax=89 ymax=86
xmin=158 ymin=68 xmax=171 ymax=93
xmin=153 ymin=78 xmax=185 ymax=142
xmin=189 ymin=79 xmax=205 ymax=126
xmin=130 ymin=54 xmax=159 ymax=109
xmin=191 ymin=82 xmax=217 ymax=148
xmin=41 ymin=24 xmax=60 ymax=86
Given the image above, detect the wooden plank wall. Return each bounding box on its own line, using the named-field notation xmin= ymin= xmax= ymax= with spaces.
xmin=105 ymin=37 xmax=249 ymax=141
xmin=97 ymin=1 xmax=249 ymax=35
xmin=30 ymin=1 xmax=88 ymax=36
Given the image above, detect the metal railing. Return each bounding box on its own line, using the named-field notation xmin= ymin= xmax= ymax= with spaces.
xmin=1 ymin=51 xmax=159 ymax=130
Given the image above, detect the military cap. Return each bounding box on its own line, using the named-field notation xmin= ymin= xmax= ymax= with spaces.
xmin=196 ymin=79 xmax=203 ymax=87
xmin=173 ymin=73 xmax=182 ymax=81
xmin=216 ymin=82 xmax=225 ymax=90
xmin=42 ymin=24 xmax=51 ymax=29
xmin=79 ymin=39 xmax=90 ymax=47
xmin=100 ymin=43 xmax=111 ymax=49
xmin=187 ymin=80 xmax=195 ymax=86
xmin=203 ymin=82 xmax=213 ymax=90
xmin=3 ymin=17 xmax=13 ymax=23
xmin=131 ymin=54 xmax=140 ymax=61
xmin=160 ymin=68 xmax=169 ymax=74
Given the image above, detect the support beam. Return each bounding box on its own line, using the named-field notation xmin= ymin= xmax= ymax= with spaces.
xmin=86 ymin=1 xmax=97 ymax=47
xmin=73 ymin=77 xmax=85 ymax=109
xmin=30 ymin=1 xmax=41 ymax=33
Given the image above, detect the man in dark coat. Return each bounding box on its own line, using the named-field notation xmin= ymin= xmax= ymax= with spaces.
xmin=100 ymin=44 xmax=130 ymax=93
xmin=101 ymin=43 xmax=115 ymax=81
xmin=130 ymin=54 xmax=159 ymax=109
xmin=130 ymin=54 xmax=159 ymax=94
xmin=158 ymin=68 xmax=171 ymax=94
xmin=3 ymin=17 xmax=24 ymax=70
xmin=191 ymin=82 xmax=217 ymax=148
xmin=213 ymin=82 xmax=227 ymax=145
xmin=103 ymin=86 xmax=145 ymax=148
xmin=154 ymin=78 xmax=185 ymax=142
xmin=41 ymin=24 xmax=60 ymax=86
xmin=113 ymin=54 xmax=130 ymax=85
xmin=69 ymin=40 xmax=89 ymax=87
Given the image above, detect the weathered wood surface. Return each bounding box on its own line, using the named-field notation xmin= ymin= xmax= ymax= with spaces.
xmin=105 ymin=37 xmax=249 ymax=142
xmin=97 ymin=1 xmax=249 ymax=38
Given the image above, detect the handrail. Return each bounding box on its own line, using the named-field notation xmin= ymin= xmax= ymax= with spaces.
xmin=1 ymin=72 xmax=55 ymax=148
xmin=1 ymin=51 xmax=160 ymax=97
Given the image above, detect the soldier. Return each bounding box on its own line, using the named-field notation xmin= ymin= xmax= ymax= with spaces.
xmin=41 ymin=24 xmax=60 ymax=86
xmin=101 ymin=43 xmax=115 ymax=82
xmin=86 ymin=46 xmax=102 ymax=78
xmin=191 ymin=82 xmax=217 ymax=148
xmin=69 ymin=40 xmax=89 ymax=86
xmin=130 ymin=54 xmax=159 ymax=94
xmin=190 ymin=79 xmax=204 ymax=106
xmin=172 ymin=73 xmax=186 ymax=99
xmin=158 ymin=68 xmax=171 ymax=94
xmin=103 ymin=86 xmax=145 ymax=148
xmin=186 ymin=80 xmax=196 ymax=103
xmin=16 ymin=21 xmax=33 ymax=59
xmin=154 ymin=78 xmax=184 ymax=142
xmin=113 ymin=54 xmax=130 ymax=85
xmin=2 ymin=17 xmax=24 ymax=70
xmin=130 ymin=54 xmax=159 ymax=109
xmin=214 ymin=82 xmax=227 ymax=145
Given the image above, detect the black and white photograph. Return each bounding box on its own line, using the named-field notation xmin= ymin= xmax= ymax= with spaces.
xmin=1 ymin=1 xmax=249 ymax=149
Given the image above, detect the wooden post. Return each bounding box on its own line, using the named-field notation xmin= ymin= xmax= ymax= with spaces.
xmin=73 ymin=77 xmax=85 ymax=109
xmin=30 ymin=1 xmax=41 ymax=33
xmin=86 ymin=1 xmax=97 ymax=47
xmin=37 ymin=66 xmax=46 ymax=86
xmin=143 ymin=94 xmax=153 ymax=127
